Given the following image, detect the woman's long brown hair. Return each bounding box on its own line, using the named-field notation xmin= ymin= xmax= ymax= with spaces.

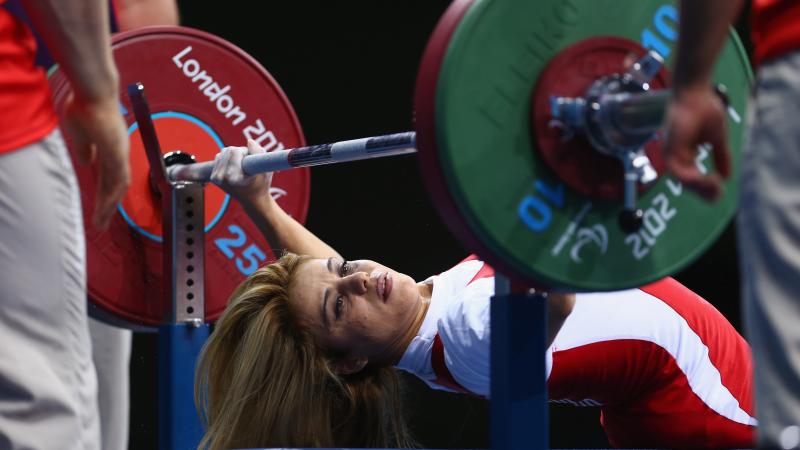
xmin=195 ymin=252 xmax=413 ymax=449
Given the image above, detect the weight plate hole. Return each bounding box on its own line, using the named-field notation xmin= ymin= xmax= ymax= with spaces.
xmin=186 ymin=197 xmax=194 ymax=204
xmin=186 ymin=238 xmax=194 ymax=246
xmin=186 ymin=224 xmax=194 ymax=232
xmin=187 ymin=251 xmax=194 ymax=259
xmin=187 ymin=265 xmax=194 ymax=273
xmin=187 ymin=293 xmax=194 ymax=300
xmin=186 ymin=279 xmax=194 ymax=286
xmin=186 ymin=210 xmax=194 ymax=218
xmin=186 ymin=306 xmax=194 ymax=314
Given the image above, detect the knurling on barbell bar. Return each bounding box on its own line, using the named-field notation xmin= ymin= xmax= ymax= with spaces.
xmin=166 ymin=131 xmax=418 ymax=182
xmin=48 ymin=0 xmax=752 ymax=328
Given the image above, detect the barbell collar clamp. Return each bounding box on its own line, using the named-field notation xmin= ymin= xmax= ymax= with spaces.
xmin=163 ymin=151 xmax=197 ymax=168
xmin=624 ymin=50 xmax=664 ymax=90
xmin=619 ymin=149 xmax=648 ymax=233
xmin=632 ymin=152 xmax=658 ymax=185
xmin=550 ymin=89 xmax=670 ymax=154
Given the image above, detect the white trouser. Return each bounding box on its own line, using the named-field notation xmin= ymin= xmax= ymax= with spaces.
xmin=0 ymin=129 xmax=100 ymax=450
xmin=740 ymin=50 xmax=800 ymax=449
xmin=89 ymin=317 xmax=131 ymax=450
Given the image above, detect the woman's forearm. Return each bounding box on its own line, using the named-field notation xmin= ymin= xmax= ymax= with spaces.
xmin=22 ymin=0 xmax=118 ymax=104
xmin=241 ymin=194 xmax=341 ymax=259
xmin=546 ymin=293 xmax=575 ymax=348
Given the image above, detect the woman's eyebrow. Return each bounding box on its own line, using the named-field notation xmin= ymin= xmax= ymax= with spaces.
xmin=321 ymin=257 xmax=336 ymax=328
xmin=322 ymin=287 xmax=330 ymax=328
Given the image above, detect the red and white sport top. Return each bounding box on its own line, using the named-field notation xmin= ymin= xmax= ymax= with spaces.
xmin=396 ymin=256 xmax=756 ymax=448
xmin=751 ymin=0 xmax=800 ymax=67
xmin=0 ymin=1 xmax=58 ymax=153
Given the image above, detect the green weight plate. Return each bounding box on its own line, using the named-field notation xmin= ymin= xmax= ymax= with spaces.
xmin=423 ymin=0 xmax=751 ymax=290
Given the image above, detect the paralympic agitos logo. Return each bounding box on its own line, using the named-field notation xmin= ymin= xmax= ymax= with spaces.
xmin=569 ymin=224 xmax=608 ymax=263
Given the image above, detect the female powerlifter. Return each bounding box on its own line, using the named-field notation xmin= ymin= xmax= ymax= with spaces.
xmin=194 ymin=141 xmax=756 ymax=450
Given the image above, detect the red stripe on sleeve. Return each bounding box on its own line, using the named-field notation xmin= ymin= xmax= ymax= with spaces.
xmin=457 ymin=254 xmax=480 ymax=264
xmin=431 ymin=334 xmax=482 ymax=397
xmin=456 ymin=254 xmax=495 ymax=285
xmin=467 ymin=262 xmax=494 ymax=286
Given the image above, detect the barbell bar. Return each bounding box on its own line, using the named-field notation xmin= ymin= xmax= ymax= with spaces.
xmin=166 ymin=131 xmax=418 ymax=183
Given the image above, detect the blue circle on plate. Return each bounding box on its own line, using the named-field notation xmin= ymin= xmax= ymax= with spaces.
xmin=118 ymin=111 xmax=230 ymax=242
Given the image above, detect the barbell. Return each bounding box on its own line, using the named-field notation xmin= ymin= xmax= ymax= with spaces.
xmin=48 ymin=0 xmax=751 ymax=328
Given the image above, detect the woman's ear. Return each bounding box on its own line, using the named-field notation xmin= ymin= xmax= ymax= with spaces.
xmin=332 ymin=356 xmax=368 ymax=375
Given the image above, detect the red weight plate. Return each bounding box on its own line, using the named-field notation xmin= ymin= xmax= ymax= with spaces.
xmin=531 ymin=36 xmax=669 ymax=200
xmin=49 ymin=27 xmax=309 ymax=328
xmin=414 ymin=0 xmax=472 ymax=255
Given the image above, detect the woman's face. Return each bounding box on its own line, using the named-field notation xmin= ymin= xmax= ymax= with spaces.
xmin=288 ymin=257 xmax=424 ymax=362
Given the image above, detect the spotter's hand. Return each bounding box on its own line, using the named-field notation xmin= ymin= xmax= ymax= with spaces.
xmin=63 ymin=93 xmax=131 ymax=230
xmin=663 ymin=86 xmax=732 ymax=201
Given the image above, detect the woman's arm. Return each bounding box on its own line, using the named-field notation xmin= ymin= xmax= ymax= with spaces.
xmin=546 ymin=293 xmax=575 ymax=348
xmin=239 ymin=190 xmax=341 ymax=259
xmin=211 ymin=141 xmax=341 ymax=259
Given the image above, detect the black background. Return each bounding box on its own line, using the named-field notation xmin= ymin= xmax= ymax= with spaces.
xmin=129 ymin=1 xmax=752 ymax=448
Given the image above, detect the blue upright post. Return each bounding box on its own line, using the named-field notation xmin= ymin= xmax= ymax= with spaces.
xmin=153 ymin=165 xmax=210 ymax=450
xmin=129 ymin=83 xmax=212 ymax=450
xmin=491 ymin=274 xmax=548 ymax=450
xmin=159 ymin=323 xmax=211 ymax=450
